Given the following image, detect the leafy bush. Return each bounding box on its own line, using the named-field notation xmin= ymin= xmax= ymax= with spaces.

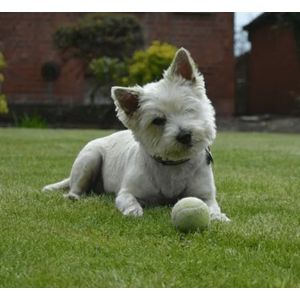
xmin=89 ymin=41 xmax=178 ymax=91
xmin=123 ymin=41 xmax=178 ymax=86
xmin=0 ymin=52 xmax=5 ymax=78
xmin=54 ymin=13 xmax=144 ymax=61
xmin=0 ymin=52 xmax=8 ymax=114
xmin=89 ymin=57 xmax=127 ymax=96
xmin=0 ymin=95 xmax=8 ymax=114
xmin=17 ymin=114 xmax=48 ymax=128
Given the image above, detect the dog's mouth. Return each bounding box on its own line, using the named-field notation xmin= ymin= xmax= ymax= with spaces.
xmin=155 ymin=144 xmax=194 ymax=163
xmin=164 ymin=136 xmax=208 ymax=161
xmin=141 ymin=131 xmax=207 ymax=164
xmin=152 ymin=155 xmax=190 ymax=166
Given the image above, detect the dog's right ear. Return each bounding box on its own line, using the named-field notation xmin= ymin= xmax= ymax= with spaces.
xmin=111 ymin=87 xmax=141 ymax=115
xmin=165 ymin=48 xmax=197 ymax=82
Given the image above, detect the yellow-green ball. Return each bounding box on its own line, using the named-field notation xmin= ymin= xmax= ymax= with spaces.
xmin=171 ymin=197 xmax=210 ymax=233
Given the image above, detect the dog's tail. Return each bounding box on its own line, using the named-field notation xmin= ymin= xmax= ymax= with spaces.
xmin=42 ymin=178 xmax=70 ymax=192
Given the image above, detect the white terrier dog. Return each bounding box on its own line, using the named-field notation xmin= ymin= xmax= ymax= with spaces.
xmin=43 ymin=48 xmax=229 ymax=221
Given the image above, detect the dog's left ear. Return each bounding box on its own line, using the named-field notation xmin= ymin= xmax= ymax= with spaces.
xmin=165 ymin=48 xmax=197 ymax=82
xmin=111 ymin=87 xmax=141 ymax=115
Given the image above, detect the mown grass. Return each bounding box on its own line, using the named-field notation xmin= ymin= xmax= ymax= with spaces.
xmin=0 ymin=128 xmax=299 ymax=287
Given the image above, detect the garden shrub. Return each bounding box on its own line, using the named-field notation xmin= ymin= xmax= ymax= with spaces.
xmin=89 ymin=41 xmax=178 ymax=91
xmin=54 ymin=13 xmax=144 ymax=61
xmin=17 ymin=114 xmax=48 ymax=128
xmin=123 ymin=41 xmax=178 ymax=86
xmin=0 ymin=52 xmax=8 ymax=114
xmin=0 ymin=95 xmax=8 ymax=114
xmin=89 ymin=57 xmax=127 ymax=96
xmin=0 ymin=52 xmax=5 ymax=77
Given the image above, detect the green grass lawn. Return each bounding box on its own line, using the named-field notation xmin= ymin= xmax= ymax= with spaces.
xmin=0 ymin=128 xmax=299 ymax=287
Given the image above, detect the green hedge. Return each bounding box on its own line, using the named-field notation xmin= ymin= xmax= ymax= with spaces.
xmin=89 ymin=41 xmax=178 ymax=89
xmin=54 ymin=13 xmax=144 ymax=61
xmin=0 ymin=52 xmax=8 ymax=114
xmin=124 ymin=41 xmax=177 ymax=86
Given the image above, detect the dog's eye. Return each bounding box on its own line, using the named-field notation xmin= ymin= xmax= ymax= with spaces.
xmin=152 ymin=117 xmax=166 ymax=126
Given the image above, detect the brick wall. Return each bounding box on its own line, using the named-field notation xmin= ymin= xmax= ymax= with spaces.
xmin=0 ymin=12 xmax=235 ymax=117
xmin=0 ymin=13 xmax=85 ymax=104
xmin=247 ymin=24 xmax=300 ymax=115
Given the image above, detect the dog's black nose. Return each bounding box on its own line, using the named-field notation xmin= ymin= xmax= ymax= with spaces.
xmin=176 ymin=131 xmax=192 ymax=146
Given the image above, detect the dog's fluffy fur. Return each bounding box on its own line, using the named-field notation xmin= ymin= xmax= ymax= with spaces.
xmin=42 ymin=48 xmax=229 ymax=221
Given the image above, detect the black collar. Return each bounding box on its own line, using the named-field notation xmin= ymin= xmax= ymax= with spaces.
xmin=152 ymin=156 xmax=190 ymax=166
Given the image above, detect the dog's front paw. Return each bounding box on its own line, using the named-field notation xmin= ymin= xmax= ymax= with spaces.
xmin=116 ymin=193 xmax=143 ymax=217
xmin=210 ymin=212 xmax=231 ymax=222
xmin=122 ymin=204 xmax=144 ymax=217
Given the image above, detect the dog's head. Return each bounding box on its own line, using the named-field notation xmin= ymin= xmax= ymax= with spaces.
xmin=111 ymin=48 xmax=216 ymax=163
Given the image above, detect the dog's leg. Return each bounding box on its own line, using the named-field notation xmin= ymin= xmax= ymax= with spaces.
xmin=115 ymin=190 xmax=143 ymax=217
xmin=187 ymin=165 xmax=230 ymax=222
xmin=42 ymin=178 xmax=70 ymax=192
xmin=64 ymin=150 xmax=102 ymax=200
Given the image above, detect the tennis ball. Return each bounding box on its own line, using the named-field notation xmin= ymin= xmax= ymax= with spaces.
xmin=171 ymin=197 xmax=210 ymax=233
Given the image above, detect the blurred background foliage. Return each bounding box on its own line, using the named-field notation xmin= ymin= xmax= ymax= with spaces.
xmin=54 ymin=13 xmax=144 ymax=61
xmin=0 ymin=52 xmax=8 ymax=114
xmin=122 ymin=41 xmax=178 ymax=86
xmin=54 ymin=14 xmax=178 ymax=99
xmin=89 ymin=41 xmax=178 ymax=97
